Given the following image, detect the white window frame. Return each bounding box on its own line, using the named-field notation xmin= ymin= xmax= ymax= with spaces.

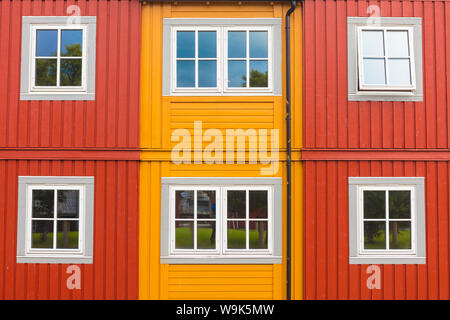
xmin=358 ymin=186 xmax=416 ymax=256
xmin=170 ymin=186 xmax=221 ymax=255
xmin=30 ymin=25 xmax=88 ymax=92
xmin=161 ymin=177 xmax=282 ymax=264
xmin=222 ymin=186 xmax=273 ymax=255
xmin=17 ymin=176 xmax=94 ymax=264
xmin=357 ymin=26 xmax=416 ymax=91
xmin=169 ymin=186 xmax=273 ymax=256
xmin=349 ymin=177 xmax=426 ymax=264
xmin=20 ymin=16 xmax=96 ymax=101
xmin=163 ymin=18 xmax=282 ymax=96
xmin=172 ymin=26 xmax=222 ymax=94
xmin=224 ymin=26 xmax=273 ymax=93
xmin=26 ymin=184 xmax=85 ymax=256
xmin=347 ymin=17 xmax=423 ymax=102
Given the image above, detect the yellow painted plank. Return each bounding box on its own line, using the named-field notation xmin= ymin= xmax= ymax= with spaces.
xmin=168 ymin=278 xmax=273 ymax=285
xmin=168 ymin=272 xmax=274 ymax=279
xmin=168 ymin=285 xmax=273 ymax=292
xmin=139 ymin=0 xmax=302 ymax=300
xmin=168 ymin=291 xmax=273 ymax=300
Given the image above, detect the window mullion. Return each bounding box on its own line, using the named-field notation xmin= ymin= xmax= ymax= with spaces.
xmin=246 ymin=30 xmax=250 ymax=89
xmin=246 ymin=189 xmax=249 ymax=250
xmin=53 ymin=188 xmax=58 ymax=250
xmin=57 ymin=29 xmax=61 ymax=88
xmin=386 ymin=189 xmax=389 ymax=250
xmin=194 ymin=190 xmax=197 ymax=250
xmin=195 ymin=30 xmax=198 ymax=89
xmin=383 ymin=29 xmax=389 ymax=86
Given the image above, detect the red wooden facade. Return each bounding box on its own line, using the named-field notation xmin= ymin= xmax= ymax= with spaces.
xmin=0 ymin=0 xmax=140 ymax=299
xmin=303 ymin=0 xmax=450 ymax=299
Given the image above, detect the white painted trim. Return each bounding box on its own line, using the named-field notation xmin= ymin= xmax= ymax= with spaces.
xmin=348 ymin=177 xmax=426 ymax=265
xmin=20 ymin=16 xmax=96 ymax=101
xmin=163 ymin=18 xmax=282 ymax=96
xmin=17 ymin=176 xmax=94 ymax=264
xmin=161 ymin=177 xmax=282 ymax=264
xmin=347 ymin=17 xmax=423 ymax=101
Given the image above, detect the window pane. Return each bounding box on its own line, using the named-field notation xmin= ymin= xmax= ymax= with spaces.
xmin=386 ymin=31 xmax=409 ymax=57
xmin=389 ymin=190 xmax=411 ymax=219
xmin=175 ymin=190 xmax=194 ymax=219
xmin=177 ymin=60 xmax=195 ymax=87
xmin=364 ymin=221 xmax=386 ymax=249
xmin=249 ymin=190 xmax=268 ymax=219
xmin=227 ymin=220 xmax=246 ymax=249
xmin=60 ymin=59 xmax=82 ymax=86
xmin=198 ymin=31 xmax=216 ymax=58
xmin=249 ymin=60 xmax=268 ymax=87
xmin=177 ymin=31 xmax=195 ymax=58
xmin=61 ymin=30 xmax=83 ymax=57
xmin=361 ymin=30 xmax=384 ymax=57
xmin=197 ymin=190 xmax=216 ymax=219
xmin=228 ymin=60 xmax=246 ymax=88
xmin=175 ymin=221 xmax=194 ymax=249
xmin=363 ymin=58 xmax=386 ymax=85
xmin=389 ymin=221 xmax=411 ymax=249
xmin=228 ymin=31 xmax=246 ymax=58
xmin=36 ymin=30 xmax=57 ymax=57
xmin=31 ymin=220 xmax=54 ymax=249
xmin=197 ymin=221 xmax=215 ymax=249
xmin=57 ymin=190 xmax=79 ymax=218
xmin=198 ymin=60 xmax=217 ymax=88
xmin=249 ymin=31 xmax=268 ymax=58
xmin=32 ymin=190 xmax=54 ymax=218
xmin=227 ymin=190 xmax=246 ymax=219
xmin=249 ymin=221 xmax=267 ymax=249
xmin=57 ymin=221 xmax=79 ymax=249
xmin=35 ymin=59 xmax=57 ymax=86
xmin=387 ymin=58 xmax=411 ymax=85
xmin=364 ymin=190 xmax=385 ymax=219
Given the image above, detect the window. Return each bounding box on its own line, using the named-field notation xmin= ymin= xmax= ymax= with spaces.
xmin=20 ymin=17 xmax=96 ymax=100
xmin=348 ymin=17 xmax=423 ymax=101
xmin=161 ymin=177 xmax=282 ymax=264
xmin=163 ymin=18 xmax=282 ymax=95
xmin=348 ymin=177 xmax=426 ymax=264
xmin=17 ymin=177 xmax=94 ymax=264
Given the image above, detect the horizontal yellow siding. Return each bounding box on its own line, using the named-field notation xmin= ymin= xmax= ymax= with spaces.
xmin=167 ymin=265 xmax=275 ymax=300
xmin=140 ymin=1 xmax=302 ymax=300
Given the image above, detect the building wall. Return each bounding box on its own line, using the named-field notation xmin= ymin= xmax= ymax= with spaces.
xmin=303 ymin=0 xmax=450 ymax=150
xmin=0 ymin=159 xmax=139 ymax=299
xmin=139 ymin=1 xmax=303 ymax=300
xmin=0 ymin=0 xmax=141 ymax=149
xmin=0 ymin=0 xmax=141 ymax=299
xmin=303 ymin=0 xmax=450 ymax=299
xmin=303 ymin=159 xmax=450 ymax=300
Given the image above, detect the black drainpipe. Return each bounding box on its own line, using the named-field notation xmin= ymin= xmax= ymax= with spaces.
xmin=285 ymin=0 xmax=297 ymax=301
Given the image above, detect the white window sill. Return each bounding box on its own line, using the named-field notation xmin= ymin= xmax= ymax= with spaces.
xmin=161 ymin=255 xmax=282 ymax=264
xmin=166 ymin=92 xmax=279 ymax=97
xmin=349 ymin=255 xmax=425 ymax=265
xmin=20 ymin=92 xmax=95 ymax=101
xmin=348 ymin=92 xmax=423 ymax=102
xmin=17 ymin=255 xmax=93 ymax=264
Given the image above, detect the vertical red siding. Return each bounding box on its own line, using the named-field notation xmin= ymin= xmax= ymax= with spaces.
xmin=304 ymin=160 xmax=450 ymax=300
xmin=0 ymin=160 xmax=139 ymax=300
xmin=303 ymin=0 xmax=450 ymax=150
xmin=0 ymin=0 xmax=140 ymax=149
xmin=303 ymin=0 xmax=450 ymax=299
xmin=0 ymin=0 xmax=140 ymax=300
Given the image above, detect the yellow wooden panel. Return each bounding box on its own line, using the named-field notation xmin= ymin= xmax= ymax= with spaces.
xmin=168 ymin=278 xmax=273 ymax=285
xmin=168 ymin=291 xmax=273 ymax=300
xmin=140 ymin=0 xmax=303 ymax=300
